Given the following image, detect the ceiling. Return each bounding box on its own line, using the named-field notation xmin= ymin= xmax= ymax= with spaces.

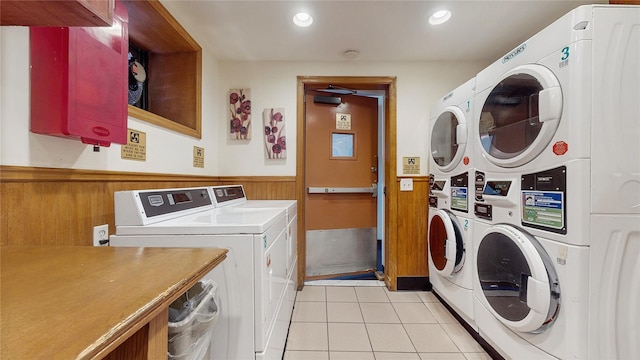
xmin=160 ymin=0 xmax=607 ymax=63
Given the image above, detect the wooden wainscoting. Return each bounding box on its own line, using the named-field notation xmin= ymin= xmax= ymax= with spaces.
xmin=392 ymin=177 xmax=430 ymax=290
xmin=0 ymin=166 xmax=296 ymax=246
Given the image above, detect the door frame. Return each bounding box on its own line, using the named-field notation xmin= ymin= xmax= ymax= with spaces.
xmin=296 ymin=76 xmax=398 ymax=290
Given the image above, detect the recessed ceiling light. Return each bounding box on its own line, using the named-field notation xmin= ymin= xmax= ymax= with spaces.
xmin=429 ymin=9 xmax=451 ymax=25
xmin=293 ymin=12 xmax=313 ymax=27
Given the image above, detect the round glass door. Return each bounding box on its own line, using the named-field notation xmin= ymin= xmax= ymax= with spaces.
xmin=476 ymin=224 xmax=560 ymax=333
xmin=478 ymin=64 xmax=562 ymax=168
xmin=431 ymin=106 xmax=468 ymax=172
xmin=428 ymin=209 xmax=465 ymax=276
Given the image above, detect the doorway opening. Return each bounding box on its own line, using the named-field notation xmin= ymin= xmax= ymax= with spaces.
xmin=296 ymin=76 xmax=397 ymax=288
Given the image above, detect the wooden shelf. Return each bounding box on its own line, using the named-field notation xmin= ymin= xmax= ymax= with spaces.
xmin=122 ymin=0 xmax=202 ymax=139
xmin=1 ymin=0 xmax=114 ymax=26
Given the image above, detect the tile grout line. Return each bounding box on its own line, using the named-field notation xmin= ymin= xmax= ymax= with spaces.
xmin=388 ymin=297 xmax=421 ymax=355
xmin=286 ymin=287 xmax=489 ymax=359
xmin=357 ymin=297 xmax=376 ymax=356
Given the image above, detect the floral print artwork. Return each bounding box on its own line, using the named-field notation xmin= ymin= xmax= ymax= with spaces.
xmin=229 ymin=89 xmax=251 ymax=140
xmin=263 ymin=108 xmax=286 ymax=159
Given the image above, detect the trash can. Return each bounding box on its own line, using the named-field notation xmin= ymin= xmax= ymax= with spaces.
xmin=168 ymin=280 xmax=220 ymax=360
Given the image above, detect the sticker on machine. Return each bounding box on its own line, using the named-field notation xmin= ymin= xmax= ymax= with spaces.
xmin=450 ymin=186 xmax=468 ymax=212
xmin=522 ymin=191 xmax=564 ymax=229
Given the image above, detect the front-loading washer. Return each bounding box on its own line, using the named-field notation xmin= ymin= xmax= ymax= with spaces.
xmin=472 ymin=5 xmax=640 ymax=216
xmin=473 ymin=221 xmax=589 ymax=360
xmin=428 ymin=205 xmax=474 ymax=329
xmin=474 ymin=165 xmax=639 ymax=359
xmin=428 ymin=78 xmax=476 ymax=329
xmin=472 ymin=170 xmax=588 ymax=359
xmin=109 ymin=186 xmax=288 ymax=360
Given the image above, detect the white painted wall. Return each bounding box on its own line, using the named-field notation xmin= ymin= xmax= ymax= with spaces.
xmin=1 ymin=24 xmax=485 ymax=177
xmin=216 ymin=61 xmax=485 ymax=176
xmin=0 ymin=26 xmax=222 ymax=175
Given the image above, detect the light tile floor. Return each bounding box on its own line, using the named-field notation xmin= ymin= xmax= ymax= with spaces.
xmin=284 ymin=285 xmax=491 ymax=360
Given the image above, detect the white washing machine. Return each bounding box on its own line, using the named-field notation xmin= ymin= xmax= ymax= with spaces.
xmin=472 ymin=169 xmax=588 ymax=360
xmin=474 ymin=163 xmax=640 ymax=359
xmin=109 ymin=186 xmax=289 ymax=360
xmin=472 ymin=5 xmax=640 ymax=217
xmin=209 ymin=184 xmax=298 ymax=353
xmin=209 ymin=185 xmax=298 ymax=291
xmin=473 ymin=221 xmax=590 ymax=360
xmin=469 ymin=5 xmax=640 ymax=359
xmin=428 ymin=78 xmax=476 ymax=329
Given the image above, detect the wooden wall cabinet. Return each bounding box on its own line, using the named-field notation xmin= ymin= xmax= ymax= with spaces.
xmin=122 ymin=0 xmax=202 ymax=139
xmin=1 ymin=0 xmax=114 ymax=27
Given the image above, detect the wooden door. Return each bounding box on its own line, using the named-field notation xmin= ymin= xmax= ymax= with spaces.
xmin=305 ymin=90 xmax=378 ymax=278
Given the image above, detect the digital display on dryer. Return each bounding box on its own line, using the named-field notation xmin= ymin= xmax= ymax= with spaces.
xmin=483 ymin=181 xmax=511 ymax=196
xmin=168 ymin=192 xmax=193 ymax=205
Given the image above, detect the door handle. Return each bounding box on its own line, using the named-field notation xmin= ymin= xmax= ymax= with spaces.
xmin=308 ymin=184 xmax=377 ymax=198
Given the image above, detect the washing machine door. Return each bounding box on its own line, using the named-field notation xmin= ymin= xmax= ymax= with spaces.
xmin=431 ymin=106 xmax=468 ymax=172
xmin=429 ymin=209 xmax=465 ymax=276
xmin=476 ymin=224 xmax=560 ymax=333
xmin=478 ymin=64 xmax=562 ymax=168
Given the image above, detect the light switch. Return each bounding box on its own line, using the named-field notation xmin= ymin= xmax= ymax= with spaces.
xmin=400 ymin=178 xmax=413 ymax=191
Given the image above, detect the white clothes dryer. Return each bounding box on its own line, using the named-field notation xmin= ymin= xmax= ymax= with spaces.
xmin=472 ymin=5 xmax=640 ymax=217
xmin=430 ymin=77 xmax=475 ymax=220
xmin=430 ymin=78 xmax=475 ymax=177
xmin=110 ymin=186 xmax=289 ymax=360
xmin=428 ymin=78 xmax=476 ymax=329
xmin=430 ymin=78 xmax=475 ymax=221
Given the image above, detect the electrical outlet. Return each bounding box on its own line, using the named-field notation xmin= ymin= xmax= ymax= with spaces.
xmin=400 ymin=178 xmax=413 ymax=191
xmin=93 ymin=224 xmax=109 ymax=246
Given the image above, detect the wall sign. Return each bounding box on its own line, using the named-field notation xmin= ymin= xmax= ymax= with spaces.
xmin=402 ymin=157 xmax=420 ymax=174
xmin=121 ymin=129 xmax=146 ymax=161
xmin=193 ymin=146 xmax=205 ymax=168
xmin=336 ymin=113 xmax=351 ymax=130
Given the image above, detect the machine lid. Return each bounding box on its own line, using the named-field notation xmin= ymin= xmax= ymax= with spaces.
xmin=431 ymin=105 xmax=468 ymax=172
xmin=478 ymin=64 xmax=562 ymax=168
xmin=115 ymin=207 xmax=286 ymax=236
xmin=428 ymin=209 xmax=465 ymax=276
xmin=476 ymin=224 xmax=560 ymax=333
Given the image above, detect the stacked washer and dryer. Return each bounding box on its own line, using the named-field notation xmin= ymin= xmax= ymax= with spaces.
xmin=466 ymin=4 xmax=639 ymax=360
xmin=428 ymin=78 xmax=477 ymax=330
